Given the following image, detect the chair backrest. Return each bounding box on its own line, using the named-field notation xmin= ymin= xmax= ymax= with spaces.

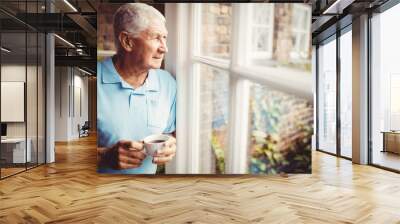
xmin=82 ymin=121 xmax=90 ymax=129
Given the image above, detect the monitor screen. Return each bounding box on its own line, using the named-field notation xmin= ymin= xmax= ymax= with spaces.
xmin=1 ymin=123 xmax=7 ymax=137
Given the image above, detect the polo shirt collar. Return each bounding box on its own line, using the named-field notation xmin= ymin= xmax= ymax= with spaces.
xmin=102 ymin=57 xmax=121 ymax=84
xmin=145 ymin=69 xmax=160 ymax=92
xmin=102 ymin=57 xmax=160 ymax=92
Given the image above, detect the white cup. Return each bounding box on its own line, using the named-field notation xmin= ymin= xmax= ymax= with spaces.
xmin=143 ymin=134 xmax=170 ymax=156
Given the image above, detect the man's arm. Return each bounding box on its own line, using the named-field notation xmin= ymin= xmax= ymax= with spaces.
xmin=97 ymin=147 xmax=117 ymax=169
xmin=97 ymin=140 xmax=146 ymax=169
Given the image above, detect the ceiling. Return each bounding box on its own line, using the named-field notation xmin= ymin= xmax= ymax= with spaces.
xmin=311 ymin=0 xmax=390 ymax=44
xmin=0 ymin=0 xmax=97 ymax=74
xmin=1 ymin=0 xmax=395 ymax=73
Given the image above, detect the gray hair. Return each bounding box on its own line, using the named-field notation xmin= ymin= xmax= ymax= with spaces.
xmin=113 ymin=3 xmax=166 ymax=52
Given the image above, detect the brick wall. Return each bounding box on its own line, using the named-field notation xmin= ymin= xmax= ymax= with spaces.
xmin=200 ymin=3 xmax=232 ymax=59
xmin=97 ymin=4 xmax=120 ymax=52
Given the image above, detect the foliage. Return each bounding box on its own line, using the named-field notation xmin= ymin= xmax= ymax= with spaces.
xmin=156 ymin=164 xmax=165 ymax=174
xmin=211 ymin=132 xmax=225 ymax=174
xmin=249 ymin=85 xmax=312 ymax=174
xmin=249 ymin=124 xmax=312 ymax=174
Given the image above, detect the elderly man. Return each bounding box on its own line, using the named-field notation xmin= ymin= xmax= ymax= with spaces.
xmin=97 ymin=3 xmax=176 ymax=174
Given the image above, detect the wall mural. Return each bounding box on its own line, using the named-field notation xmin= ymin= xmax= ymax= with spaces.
xmin=97 ymin=3 xmax=312 ymax=175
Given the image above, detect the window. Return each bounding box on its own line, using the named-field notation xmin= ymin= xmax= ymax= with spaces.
xmin=390 ymin=74 xmax=400 ymax=130
xmin=250 ymin=4 xmax=274 ymax=59
xmin=193 ymin=3 xmax=232 ymax=174
xmin=340 ymin=29 xmax=352 ymax=158
xmin=198 ymin=64 xmax=229 ymax=174
xmin=170 ymin=3 xmax=312 ymax=174
xmin=370 ymin=2 xmax=400 ymax=171
xmin=315 ymin=25 xmax=353 ymax=159
xmin=291 ymin=4 xmax=311 ymax=60
xmin=317 ymin=37 xmax=337 ymax=155
xmin=198 ymin=3 xmax=232 ymax=61
xmin=0 ymin=1 xmax=46 ymax=179
xmin=247 ymin=4 xmax=312 ymax=71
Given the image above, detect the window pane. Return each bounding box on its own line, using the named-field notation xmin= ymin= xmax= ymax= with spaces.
xmin=289 ymin=4 xmax=311 ymax=63
xmin=391 ymin=75 xmax=400 ymax=117
xmin=248 ymin=4 xmax=311 ymax=71
xmin=390 ymin=75 xmax=400 ymax=131
xmin=318 ymin=38 xmax=337 ymax=155
xmin=1 ymin=31 xmax=27 ymax=177
xmin=340 ymin=30 xmax=352 ymax=158
xmin=199 ymin=3 xmax=232 ymax=60
xmin=38 ymin=33 xmax=46 ymax=165
xmin=249 ymin=4 xmax=274 ymax=59
xmin=253 ymin=4 xmax=273 ymax=25
xmin=371 ymin=3 xmax=400 ymax=171
xmin=198 ymin=64 xmax=229 ymax=174
xmin=248 ymin=82 xmax=313 ymax=174
xmin=27 ymin=31 xmax=38 ymax=169
xmin=252 ymin=27 xmax=272 ymax=53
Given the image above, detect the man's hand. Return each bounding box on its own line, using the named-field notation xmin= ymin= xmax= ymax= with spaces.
xmin=98 ymin=140 xmax=146 ymax=169
xmin=152 ymin=136 xmax=176 ymax=165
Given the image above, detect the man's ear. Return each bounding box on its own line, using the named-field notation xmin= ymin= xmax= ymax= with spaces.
xmin=119 ymin=31 xmax=134 ymax=52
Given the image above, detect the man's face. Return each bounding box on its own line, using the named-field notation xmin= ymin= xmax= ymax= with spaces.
xmin=132 ymin=21 xmax=168 ymax=70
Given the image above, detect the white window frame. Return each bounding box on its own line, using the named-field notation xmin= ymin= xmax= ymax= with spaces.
xmin=165 ymin=3 xmax=312 ymax=174
xmin=248 ymin=4 xmax=275 ymax=60
xmin=290 ymin=4 xmax=311 ymax=60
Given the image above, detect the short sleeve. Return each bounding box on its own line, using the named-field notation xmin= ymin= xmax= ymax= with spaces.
xmin=163 ymin=92 xmax=176 ymax=134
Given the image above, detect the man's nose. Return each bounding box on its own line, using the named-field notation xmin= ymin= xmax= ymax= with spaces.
xmin=159 ymin=40 xmax=168 ymax=53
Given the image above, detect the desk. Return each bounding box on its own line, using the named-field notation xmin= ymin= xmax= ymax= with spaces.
xmin=381 ymin=131 xmax=400 ymax=154
xmin=1 ymin=138 xmax=31 ymax=163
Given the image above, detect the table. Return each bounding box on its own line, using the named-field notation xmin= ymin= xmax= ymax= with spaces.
xmin=381 ymin=131 xmax=400 ymax=154
xmin=1 ymin=138 xmax=31 ymax=163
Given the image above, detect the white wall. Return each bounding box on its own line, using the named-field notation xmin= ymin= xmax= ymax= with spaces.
xmin=55 ymin=67 xmax=69 ymax=141
xmin=54 ymin=67 xmax=89 ymax=141
xmin=1 ymin=65 xmax=26 ymax=135
xmin=1 ymin=65 xmax=37 ymax=137
xmin=1 ymin=63 xmax=46 ymax=164
xmin=72 ymin=72 xmax=89 ymax=138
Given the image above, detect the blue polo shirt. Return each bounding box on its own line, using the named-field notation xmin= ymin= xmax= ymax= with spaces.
xmin=97 ymin=57 xmax=176 ymax=174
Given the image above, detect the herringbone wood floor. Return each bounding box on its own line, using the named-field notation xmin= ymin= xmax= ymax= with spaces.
xmin=1 ymin=134 xmax=400 ymax=224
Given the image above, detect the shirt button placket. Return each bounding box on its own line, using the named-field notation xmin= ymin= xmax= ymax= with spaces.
xmin=129 ymin=91 xmax=135 ymax=110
